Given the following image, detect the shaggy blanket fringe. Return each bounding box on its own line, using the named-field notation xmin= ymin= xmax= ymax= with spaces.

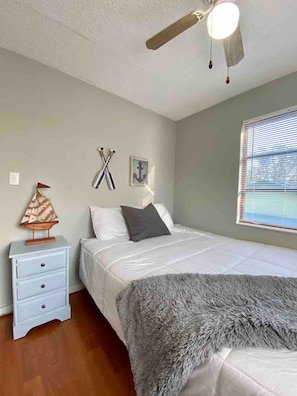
xmin=116 ymin=274 xmax=297 ymax=396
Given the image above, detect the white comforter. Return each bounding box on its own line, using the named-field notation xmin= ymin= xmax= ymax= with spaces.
xmin=79 ymin=225 xmax=297 ymax=396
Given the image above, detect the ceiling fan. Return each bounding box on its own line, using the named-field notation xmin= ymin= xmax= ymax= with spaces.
xmin=146 ymin=0 xmax=244 ymax=82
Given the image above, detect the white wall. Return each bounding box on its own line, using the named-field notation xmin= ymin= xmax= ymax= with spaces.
xmin=174 ymin=72 xmax=297 ymax=250
xmin=0 ymin=48 xmax=176 ymax=312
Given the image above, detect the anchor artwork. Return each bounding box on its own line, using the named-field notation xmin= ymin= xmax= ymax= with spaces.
xmin=130 ymin=157 xmax=149 ymax=186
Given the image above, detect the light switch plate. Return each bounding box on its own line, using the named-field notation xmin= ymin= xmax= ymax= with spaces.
xmin=9 ymin=172 xmax=19 ymax=185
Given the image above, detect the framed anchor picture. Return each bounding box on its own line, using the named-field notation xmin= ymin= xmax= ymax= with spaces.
xmin=130 ymin=156 xmax=149 ymax=187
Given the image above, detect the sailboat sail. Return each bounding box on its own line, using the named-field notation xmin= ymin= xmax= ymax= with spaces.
xmin=20 ymin=189 xmax=58 ymax=224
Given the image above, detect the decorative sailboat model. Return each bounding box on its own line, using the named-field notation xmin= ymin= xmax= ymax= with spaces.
xmin=20 ymin=182 xmax=59 ymax=245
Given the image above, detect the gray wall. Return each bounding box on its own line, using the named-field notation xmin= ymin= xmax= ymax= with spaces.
xmin=0 ymin=48 xmax=176 ymax=312
xmin=174 ymin=72 xmax=297 ymax=250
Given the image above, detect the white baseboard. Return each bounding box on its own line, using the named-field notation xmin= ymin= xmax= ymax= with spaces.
xmin=69 ymin=283 xmax=85 ymax=294
xmin=0 ymin=304 xmax=13 ymax=316
xmin=0 ymin=284 xmax=85 ymax=317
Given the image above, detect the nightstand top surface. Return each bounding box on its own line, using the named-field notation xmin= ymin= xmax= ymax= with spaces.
xmin=9 ymin=235 xmax=70 ymax=258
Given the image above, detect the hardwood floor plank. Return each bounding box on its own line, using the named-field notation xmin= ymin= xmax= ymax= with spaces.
xmin=0 ymin=290 xmax=136 ymax=396
xmin=2 ymin=342 xmax=24 ymax=396
xmin=87 ymin=346 xmax=134 ymax=396
xmin=23 ymin=376 xmax=45 ymax=396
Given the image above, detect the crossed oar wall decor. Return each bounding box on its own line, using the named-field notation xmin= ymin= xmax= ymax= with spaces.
xmin=92 ymin=148 xmax=116 ymax=190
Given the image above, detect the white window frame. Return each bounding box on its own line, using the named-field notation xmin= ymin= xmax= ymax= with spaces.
xmin=237 ymin=105 xmax=297 ymax=234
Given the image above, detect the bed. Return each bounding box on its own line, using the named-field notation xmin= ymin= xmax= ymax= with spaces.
xmin=79 ymin=206 xmax=297 ymax=396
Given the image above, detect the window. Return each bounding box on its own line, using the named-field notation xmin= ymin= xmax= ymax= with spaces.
xmin=237 ymin=106 xmax=297 ymax=233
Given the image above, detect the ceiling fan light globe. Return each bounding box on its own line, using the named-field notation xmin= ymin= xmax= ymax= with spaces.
xmin=207 ymin=2 xmax=240 ymax=40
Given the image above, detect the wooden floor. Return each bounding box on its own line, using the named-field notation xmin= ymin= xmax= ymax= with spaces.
xmin=0 ymin=290 xmax=136 ymax=396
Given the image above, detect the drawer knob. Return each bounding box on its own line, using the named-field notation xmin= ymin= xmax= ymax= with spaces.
xmin=41 ymin=284 xmax=45 ymax=289
xmin=41 ymin=304 xmax=46 ymax=309
xmin=40 ymin=263 xmax=45 ymax=267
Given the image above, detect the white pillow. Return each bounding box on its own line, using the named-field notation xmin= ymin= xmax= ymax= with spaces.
xmin=90 ymin=206 xmax=128 ymax=240
xmin=154 ymin=203 xmax=174 ymax=230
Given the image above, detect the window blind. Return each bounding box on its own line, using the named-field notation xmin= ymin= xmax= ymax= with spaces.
xmin=238 ymin=107 xmax=297 ymax=232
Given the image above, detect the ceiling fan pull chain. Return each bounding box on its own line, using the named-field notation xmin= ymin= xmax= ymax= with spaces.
xmin=209 ymin=6 xmax=213 ymax=69
xmin=226 ymin=66 xmax=230 ymax=84
xmin=209 ymin=37 xmax=213 ymax=69
xmin=226 ymin=36 xmax=230 ymax=84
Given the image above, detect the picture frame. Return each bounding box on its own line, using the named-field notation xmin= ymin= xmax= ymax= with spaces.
xmin=130 ymin=157 xmax=149 ymax=187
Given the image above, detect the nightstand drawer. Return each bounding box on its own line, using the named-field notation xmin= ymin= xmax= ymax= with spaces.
xmin=17 ymin=271 xmax=66 ymax=300
xmin=18 ymin=291 xmax=66 ymax=322
xmin=17 ymin=251 xmax=66 ymax=278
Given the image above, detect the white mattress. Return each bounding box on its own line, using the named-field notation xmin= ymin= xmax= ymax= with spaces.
xmin=79 ymin=225 xmax=297 ymax=396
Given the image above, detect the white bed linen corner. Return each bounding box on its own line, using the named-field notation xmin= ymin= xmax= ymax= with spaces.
xmin=79 ymin=225 xmax=297 ymax=396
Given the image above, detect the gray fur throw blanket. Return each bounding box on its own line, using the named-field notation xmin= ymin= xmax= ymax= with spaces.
xmin=116 ymin=274 xmax=297 ymax=396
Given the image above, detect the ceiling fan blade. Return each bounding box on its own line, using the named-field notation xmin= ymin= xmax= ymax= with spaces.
xmin=146 ymin=12 xmax=201 ymax=50
xmin=223 ymin=25 xmax=244 ymax=67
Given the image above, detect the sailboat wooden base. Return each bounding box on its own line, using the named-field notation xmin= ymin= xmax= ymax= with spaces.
xmin=20 ymin=221 xmax=59 ymax=245
xmin=25 ymin=236 xmax=56 ymax=245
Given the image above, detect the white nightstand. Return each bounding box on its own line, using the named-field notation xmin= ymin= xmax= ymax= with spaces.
xmin=9 ymin=236 xmax=71 ymax=340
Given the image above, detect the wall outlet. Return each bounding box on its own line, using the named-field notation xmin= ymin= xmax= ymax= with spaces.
xmin=9 ymin=172 xmax=19 ymax=185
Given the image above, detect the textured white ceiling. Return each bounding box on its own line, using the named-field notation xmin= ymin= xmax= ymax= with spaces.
xmin=0 ymin=0 xmax=297 ymax=120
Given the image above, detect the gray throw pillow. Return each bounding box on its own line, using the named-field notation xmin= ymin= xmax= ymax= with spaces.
xmin=121 ymin=203 xmax=170 ymax=242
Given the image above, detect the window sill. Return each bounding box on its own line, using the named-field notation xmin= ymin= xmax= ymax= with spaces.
xmin=236 ymin=220 xmax=297 ymax=235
